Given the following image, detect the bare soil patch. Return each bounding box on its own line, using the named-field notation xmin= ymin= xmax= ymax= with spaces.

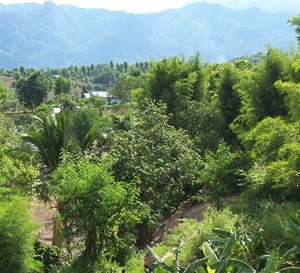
xmin=31 ymin=198 xmax=57 ymax=244
xmin=31 ymin=195 xmax=239 ymax=246
xmin=154 ymin=195 xmax=239 ymax=244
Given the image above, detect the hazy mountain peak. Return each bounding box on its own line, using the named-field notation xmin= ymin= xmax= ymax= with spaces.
xmin=43 ymin=1 xmax=56 ymax=7
xmin=0 ymin=2 xmax=296 ymax=69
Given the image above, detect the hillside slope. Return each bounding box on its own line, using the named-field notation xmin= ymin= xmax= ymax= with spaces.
xmin=0 ymin=1 xmax=296 ymax=69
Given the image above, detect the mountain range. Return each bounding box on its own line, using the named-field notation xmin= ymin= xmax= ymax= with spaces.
xmin=0 ymin=1 xmax=297 ymax=69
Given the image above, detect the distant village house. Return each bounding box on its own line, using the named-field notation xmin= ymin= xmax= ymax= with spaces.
xmin=82 ymin=91 xmax=120 ymax=105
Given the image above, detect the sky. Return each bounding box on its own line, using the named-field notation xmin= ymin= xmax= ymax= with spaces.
xmin=0 ymin=0 xmax=299 ymax=14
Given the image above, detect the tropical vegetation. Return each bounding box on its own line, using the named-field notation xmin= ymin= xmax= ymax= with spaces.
xmin=1 ymin=15 xmax=300 ymax=273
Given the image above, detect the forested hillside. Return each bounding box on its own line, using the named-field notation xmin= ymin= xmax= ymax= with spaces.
xmin=1 ymin=13 xmax=300 ymax=273
xmin=0 ymin=1 xmax=296 ymax=69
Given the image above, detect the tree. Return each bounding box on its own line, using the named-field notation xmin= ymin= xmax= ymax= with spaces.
xmin=275 ymin=80 xmax=300 ymax=122
xmin=50 ymin=155 xmax=143 ymax=258
xmin=52 ymin=93 xmax=79 ymax=112
xmin=215 ymin=62 xmax=242 ymax=144
xmin=112 ymin=101 xmax=202 ymax=214
xmin=199 ymin=140 xmax=248 ymax=209
xmin=0 ymin=113 xmax=41 ymax=196
xmin=0 ymin=113 xmax=19 ymax=148
xmin=288 ymin=16 xmax=300 ymax=43
xmin=0 ymin=80 xmax=18 ymax=112
xmin=109 ymin=75 xmax=141 ymax=103
xmin=232 ymin=48 xmax=288 ymax=141
xmin=22 ymin=112 xmax=74 ymax=176
xmin=244 ymin=117 xmax=293 ymax=164
xmin=244 ymin=117 xmax=300 ymax=200
xmin=175 ymin=101 xmax=223 ymax=153
xmin=145 ymin=55 xmax=204 ymax=120
xmin=69 ymin=107 xmax=104 ymax=152
xmin=54 ymin=75 xmax=71 ymax=95
xmin=265 ymin=141 xmax=300 ymax=200
xmin=16 ymin=71 xmax=53 ymax=111
xmin=111 ymin=101 xmax=202 ymax=246
xmin=22 ymin=110 xmax=106 ymax=190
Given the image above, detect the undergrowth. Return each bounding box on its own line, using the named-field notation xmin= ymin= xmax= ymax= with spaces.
xmin=123 ymin=199 xmax=300 ymax=273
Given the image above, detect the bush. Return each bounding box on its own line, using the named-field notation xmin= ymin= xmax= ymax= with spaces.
xmin=182 ymin=207 xmax=239 ymax=263
xmin=59 ymin=254 xmax=119 ymax=273
xmin=0 ymin=195 xmax=42 ymax=273
xmin=34 ymin=239 xmax=65 ymax=273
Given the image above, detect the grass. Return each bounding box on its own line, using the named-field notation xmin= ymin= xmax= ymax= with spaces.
xmin=123 ymin=199 xmax=300 ymax=273
xmin=124 ymin=206 xmax=240 ymax=272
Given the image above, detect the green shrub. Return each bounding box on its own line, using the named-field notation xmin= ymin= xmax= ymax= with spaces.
xmin=230 ymin=198 xmax=300 ymax=262
xmin=0 ymin=195 xmax=42 ymax=273
xmin=59 ymin=254 xmax=118 ymax=273
xmin=181 ymin=207 xmax=239 ymax=263
xmin=34 ymin=239 xmax=65 ymax=273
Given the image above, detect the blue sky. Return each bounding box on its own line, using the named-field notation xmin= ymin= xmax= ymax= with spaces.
xmin=0 ymin=0 xmax=299 ymax=13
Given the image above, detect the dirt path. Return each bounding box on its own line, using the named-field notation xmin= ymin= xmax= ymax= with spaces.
xmin=31 ymin=195 xmax=239 ymax=245
xmin=153 ymin=195 xmax=239 ymax=244
xmin=31 ymin=198 xmax=57 ymax=244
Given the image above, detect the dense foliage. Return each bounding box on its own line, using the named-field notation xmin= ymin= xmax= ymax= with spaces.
xmin=50 ymin=155 xmax=143 ymax=259
xmin=1 ymin=16 xmax=300 ymax=273
xmin=16 ymin=71 xmax=53 ymax=112
xmin=0 ymin=196 xmax=41 ymax=273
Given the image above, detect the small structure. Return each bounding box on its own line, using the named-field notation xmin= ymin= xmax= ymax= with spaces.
xmin=82 ymin=91 xmax=121 ymax=105
xmin=82 ymin=91 xmax=108 ymax=99
xmin=52 ymin=107 xmax=61 ymax=117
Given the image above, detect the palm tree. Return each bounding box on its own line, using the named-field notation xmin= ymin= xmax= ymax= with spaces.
xmin=22 ymin=111 xmax=74 ymax=175
xmin=22 ymin=110 xmax=106 ymax=183
xmin=22 ymin=110 xmax=105 ymax=248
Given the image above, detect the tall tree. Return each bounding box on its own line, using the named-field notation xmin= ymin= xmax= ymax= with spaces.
xmin=16 ymin=71 xmax=53 ymax=112
xmin=109 ymin=75 xmax=141 ymax=103
xmin=111 ymin=101 xmax=202 ymax=246
xmin=54 ymin=75 xmax=71 ymax=95
xmin=145 ymin=54 xmax=204 ymax=121
xmin=275 ymin=80 xmax=300 ymax=122
xmin=215 ymin=62 xmax=242 ymax=144
xmin=244 ymin=117 xmax=300 ymax=200
xmin=232 ymin=48 xmax=288 ymax=141
xmin=175 ymin=101 xmax=223 ymax=153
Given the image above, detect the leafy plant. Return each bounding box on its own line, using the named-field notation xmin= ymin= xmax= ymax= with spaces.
xmin=144 ymin=220 xmax=300 ymax=273
xmin=50 ymin=155 xmax=144 ymax=258
xmin=0 ymin=196 xmax=42 ymax=273
xmin=146 ymin=240 xmax=207 ymax=273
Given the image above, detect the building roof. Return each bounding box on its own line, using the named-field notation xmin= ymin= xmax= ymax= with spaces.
xmin=82 ymin=91 xmax=108 ymax=99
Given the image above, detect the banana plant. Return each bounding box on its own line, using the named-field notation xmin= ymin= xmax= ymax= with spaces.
xmin=259 ymin=252 xmax=300 ymax=273
xmin=274 ymin=211 xmax=300 ymax=268
xmin=206 ymin=226 xmax=300 ymax=273
xmin=201 ymin=241 xmax=255 ymax=273
xmin=202 ymin=242 xmax=300 ymax=273
xmin=145 ymin=228 xmax=300 ymax=273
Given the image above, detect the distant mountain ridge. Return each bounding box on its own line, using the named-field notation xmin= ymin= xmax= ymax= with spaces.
xmin=0 ymin=1 xmax=296 ymax=69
